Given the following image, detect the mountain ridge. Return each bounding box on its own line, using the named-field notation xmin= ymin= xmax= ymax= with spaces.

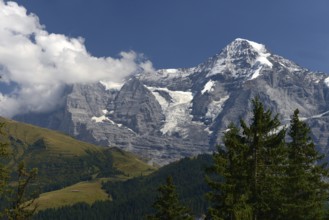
xmin=14 ymin=38 xmax=329 ymax=165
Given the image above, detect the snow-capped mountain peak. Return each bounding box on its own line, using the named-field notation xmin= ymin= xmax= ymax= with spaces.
xmin=194 ymin=38 xmax=273 ymax=79
xmin=15 ymin=38 xmax=329 ymax=166
xmin=230 ymin=38 xmax=272 ymax=67
xmin=231 ymin=38 xmax=268 ymax=55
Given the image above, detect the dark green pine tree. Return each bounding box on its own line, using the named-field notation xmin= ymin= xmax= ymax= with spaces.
xmin=206 ymin=124 xmax=252 ymax=220
xmin=147 ymin=176 xmax=193 ymax=220
xmin=283 ymin=109 xmax=329 ymax=219
xmin=240 ymin=98 xmax=286 ymax=220
xmin=206 ymin=98 xmax=286 ymax=220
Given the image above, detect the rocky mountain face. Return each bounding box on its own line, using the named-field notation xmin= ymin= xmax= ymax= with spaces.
xmin=15 ymin=38 xmax=329 ymax=165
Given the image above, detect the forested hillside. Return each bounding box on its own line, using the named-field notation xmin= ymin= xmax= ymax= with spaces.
xmin=1 ymin=118 xmax=122 ymax=192
xmin=2 ymin=100 xmax=329 ymax=220
xmin=33 ymin=154 xmax=212 ymax=220
xmin=0 ymin=117 xmax=155 ymax=214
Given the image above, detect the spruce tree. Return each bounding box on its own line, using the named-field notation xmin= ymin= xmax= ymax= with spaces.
xmin=206 ymin=98 xmax=286 ymax=220
xmin=283 ymin=109 xmax=329 ymax=219
xmin=147 ymin=176 xmax=193 ymax=220
xmin=206 ymin=124 xmax=252 ymax=220
xmin=240 ymin=98 xmax=286 ymax=219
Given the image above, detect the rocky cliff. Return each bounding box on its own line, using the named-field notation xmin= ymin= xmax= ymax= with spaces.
xmin=15 ymin=38 xmax=329 ymax=165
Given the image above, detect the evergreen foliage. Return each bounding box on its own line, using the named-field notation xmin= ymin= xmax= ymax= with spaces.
xmin=33 ymin=155 xmax=211 ymax=220
xmin=206 ymin=124 xmax=252 ymax=220
xmin=2 ymin=98 xmax=328 ymax=219
xmin=206 ymin=98 xmax=329 ymax=220
xmin=283 ymin=109 xmax=329 ymax=219
xmin=240 ymin=98 xmax=287 ymax=219
xmin=0 ymin=117 xmax=125 ymax=192
xmin=147 ymin=176 xmax=193 ymax=220
xmin=7 ymin=133 xmax=121 ymax=192
xmin=207 ymin=98 xmax=286 ymax=219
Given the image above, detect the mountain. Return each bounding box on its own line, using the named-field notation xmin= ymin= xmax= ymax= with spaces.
xmin=15 ymin=38 xmax=329 ymax=165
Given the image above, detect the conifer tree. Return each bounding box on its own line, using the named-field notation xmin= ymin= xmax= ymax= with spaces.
xmin=283 ymin=109 xmax=329 ymax=219
xmin=206 ymin=98 xmax=286 ymax=220
xmin=206 ymin=124 xmax=252 ymax=220
xmin=240 ymin=98 xmax=286 ymax=219
xmin=147 ymin=176 xmax=193 ymax=220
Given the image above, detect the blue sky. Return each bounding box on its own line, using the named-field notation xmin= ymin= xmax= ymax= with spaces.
xmin=0 ymin=0 xmax=328 ymax=117
xmin=13 ymin=0 xmax=329 ymax=72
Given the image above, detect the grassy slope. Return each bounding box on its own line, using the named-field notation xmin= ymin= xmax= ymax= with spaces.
xmin=0 ymin=118 xmax=155 ymax=173
xmin=1 ymin=117 xmax=102 ymax=157
xmin=110 ymin=148 xmax=155 ymax=177
xmin=0 ymin=117 xmax=156 ymax=210
xmin=32 ymin=154 xmax=212 ymax=220
xmin=33 ymin=180 xmax=109 ymax=211
xmin=32 ymin=148 xmax=156 ymax=211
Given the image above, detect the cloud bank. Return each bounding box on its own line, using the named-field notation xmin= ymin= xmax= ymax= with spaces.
xmin=0 ymin=1 xmax=154 ymax=117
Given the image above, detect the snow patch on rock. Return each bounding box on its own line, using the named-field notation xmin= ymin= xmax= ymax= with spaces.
xmin=205 ymin=95 xmax=230 ymax=120
xmin=100 ymin=80 xmax=124 ymax=90
xmin=91 ymin=110 xmax=115 ymax=125
xmin=312 ymin=111 xmax=329 ymax=119
xmin=204 ymin=127 xmax=212 ymax=135
xmin=166 ymin=69 xmax=178 ymax=74
xmin=147 ymin=87 xmax=194 ymax=136
xmin=207 ymin=62 xmax=226 ymax=77
xmin=324 ymin=77 xmax=329 ymax=87
xmin=92 ymin=115 xmax=112 ymax=123
xmin=201 ymin=80 xmax=215 ymax=94
xmin=250 ymin=66 xmax=262 ymax=80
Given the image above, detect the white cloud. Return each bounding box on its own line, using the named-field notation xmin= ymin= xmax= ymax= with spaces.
xmin=0 ymin=0 xmax=154 ymax=117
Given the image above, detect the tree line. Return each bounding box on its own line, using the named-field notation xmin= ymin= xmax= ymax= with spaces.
xmin=149 ymin=98 xmax=329 ymax=220
xmin=3 ymin=97 xmax=329 ymax=219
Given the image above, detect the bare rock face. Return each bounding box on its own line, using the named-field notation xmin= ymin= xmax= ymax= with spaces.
xmin=111 ymin=78 xmax=165 ymax=134
xmin=14 ymin=38 xmax=329 ymax=165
